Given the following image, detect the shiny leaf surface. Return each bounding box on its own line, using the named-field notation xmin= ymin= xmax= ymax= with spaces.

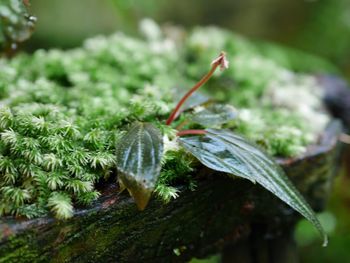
xmin=116 ymin=122 xmax=163 ymax=210
xmin=179 ymin=128 xmax=327 ymax=246
xmin=190 ymin=103 xmax=237 ymax=126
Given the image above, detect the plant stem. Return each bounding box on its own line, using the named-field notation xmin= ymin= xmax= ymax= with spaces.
xmin=166 ymin=52 xmax=227 ymax=126
xmin=177 ymin=129 xmax=207 ymax=136
xmin=339 ymin=133 xmax=350 ymax=144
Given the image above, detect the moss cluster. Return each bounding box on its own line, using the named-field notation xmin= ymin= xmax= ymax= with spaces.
xmin=0 ymin=22 xmax=331 ymax=219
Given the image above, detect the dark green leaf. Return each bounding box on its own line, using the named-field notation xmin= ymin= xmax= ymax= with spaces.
xmin=116 ymin=122 xmax=163 ymax=210
xmin=190 ymin=104 xmax=237 ymax=126
xmin=179 ymin=129 xmax=327 ymax=246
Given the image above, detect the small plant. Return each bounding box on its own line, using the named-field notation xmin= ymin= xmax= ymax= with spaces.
xmin=116 ymin=52 xmax=328 ymax=246
xmin=0 ymin=20 xmax=330 ymax=245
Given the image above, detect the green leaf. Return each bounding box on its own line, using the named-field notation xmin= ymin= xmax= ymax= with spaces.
xmin=190 ymin=103 xmax=237 ymax=126
xmin=174 ymin=89 xmax=210 ymax=112
xmin=179 ymin=129 xmax=327 ymax=246
xmin=116 ymin=122 xmax=163 ymax=210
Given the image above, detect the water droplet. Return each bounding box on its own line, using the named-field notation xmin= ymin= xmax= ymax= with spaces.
xmin=28 ymin=16 xmax=37 ymax=22
xmin=11 ymin=43 xmax=17 ymax=50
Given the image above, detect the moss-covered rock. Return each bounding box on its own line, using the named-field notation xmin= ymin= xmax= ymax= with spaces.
xmin=0 ymin=21 xmax=337 ymax=219
xmin=0 ymin=121 xmax=342 ymax=262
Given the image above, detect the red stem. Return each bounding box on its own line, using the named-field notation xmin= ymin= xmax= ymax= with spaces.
xmin=177 ymin=129 xmax=207 ymax=136
xmin=166 ymin=63 xmax=219 ymax=125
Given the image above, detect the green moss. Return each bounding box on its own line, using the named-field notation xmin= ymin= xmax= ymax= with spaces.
xmin=184 ymin=26 xmax=330 ymax=156
xmin=0 ymin=234 xmax=40 ymax=263
xmin=0 ymin=22 xmax=332 ymax=219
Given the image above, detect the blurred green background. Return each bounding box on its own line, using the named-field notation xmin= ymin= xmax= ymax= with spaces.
xmin=24 ymin=0 xmax=350 ymax=262
xmin=26 ymin=0 xmax=350 ymax=78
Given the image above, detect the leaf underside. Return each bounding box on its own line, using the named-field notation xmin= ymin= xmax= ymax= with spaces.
xmin=116 ymin=122 xmax=163 ymax=210
xmin=190 ymin=103 xmax=237 ymax=126
xmin=175 ymin=89 xmax=210 ymax=112
xmin=179 ymin=128 xmax=327 ymax=246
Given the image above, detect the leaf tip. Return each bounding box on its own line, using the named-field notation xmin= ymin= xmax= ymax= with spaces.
xmin=118 ymin=178 xmax=126 ymax=193
xmin=322 ymin=235 xmax=329 ymax=247
xmin=127 ymin=186 xmax=152 ymax=211
xmin=118 ymin=174 xmax=153 ymax=210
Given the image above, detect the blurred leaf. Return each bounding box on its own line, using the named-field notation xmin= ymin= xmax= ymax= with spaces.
xmin=190 ymin=103 xmax=237 ymax=126
xmin=116 ymin=122 xmax=163 ymax=210
xmin=0 ymin=0 xmax=36 ymax=52
xmin=295 ymin=211 xmax=336 ymax=247
xmin=174 ymin=88 xmax=210 ymax=112
xmin=109 ymin=0 xmax=161 ymax=34
xmin=190 ymin=254 xmax=221 ymax=263
xmin=179 ymin=128 xmax=327 ymax=246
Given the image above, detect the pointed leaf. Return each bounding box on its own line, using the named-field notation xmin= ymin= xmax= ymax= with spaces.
xmin=179 ymin=129 xmax=327 ymax=246
xmin=190 ymin=104 xmax=237 ymax=126
xmin=116 ymin=122 xmax=163 ymax=210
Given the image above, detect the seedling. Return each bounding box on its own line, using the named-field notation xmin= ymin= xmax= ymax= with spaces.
xmin=116 ymin=52 xmax=328 ymax=246
xmin=166 ymin=51 xmax=229 ymax=126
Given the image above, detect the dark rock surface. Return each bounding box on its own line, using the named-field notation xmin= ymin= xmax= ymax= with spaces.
xmin=0 ymin=120 xmax=342 ymax=263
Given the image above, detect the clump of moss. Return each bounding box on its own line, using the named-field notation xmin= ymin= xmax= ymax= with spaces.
xmin=0 ymin=22 xmax=331 ymax=219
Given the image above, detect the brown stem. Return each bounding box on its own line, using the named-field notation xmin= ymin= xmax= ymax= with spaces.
xmin=177 ymin=129 xmax=207 ymax=136
xmin=166 ymin=52 xmax=227 ymax=126
xmin=339 ymin=133 xmax=350 ymax=144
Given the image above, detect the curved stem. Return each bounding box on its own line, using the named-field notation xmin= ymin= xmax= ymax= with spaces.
xmin=166 ymin=52 xmax=227 ymax=126
xmin=339 ymin=133 xmax=350 ymax=144
xmin=166 ymin=66 xmax=218 ymax=125
xmin=177 ymin=129 xmax=207 ymax=136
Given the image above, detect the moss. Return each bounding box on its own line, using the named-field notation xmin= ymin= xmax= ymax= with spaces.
xmin=0 ymin=22 xmax=332 ymax=219
xmin=0 ymin=234 xmax=40 ymax=263
xmin=184 ymin=26 xmax=330 ymax=156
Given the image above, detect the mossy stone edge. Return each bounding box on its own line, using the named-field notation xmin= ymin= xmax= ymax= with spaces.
xmin=0 ymin=121 xmax=342 ymax=263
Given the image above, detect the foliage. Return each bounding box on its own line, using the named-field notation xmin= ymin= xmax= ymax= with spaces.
xmin=116 ymin=122 xmax=163 ymax=210
xmin=294 ymin=0 xmax=350 ymax=67
xmin=0 ymin=21 xmax=330 ymax=223
xmin=0 ymin=0 xmax=36 ymax=53
xmin=179 ymin=129 xmax=327 ymax=245
xmin=189 ymin=103 xmax=236 ymax=127
xmin=0 ymin=29 xmax=178 ymax=218
xmin=115 ymin=51 xmax=327 ymax=245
